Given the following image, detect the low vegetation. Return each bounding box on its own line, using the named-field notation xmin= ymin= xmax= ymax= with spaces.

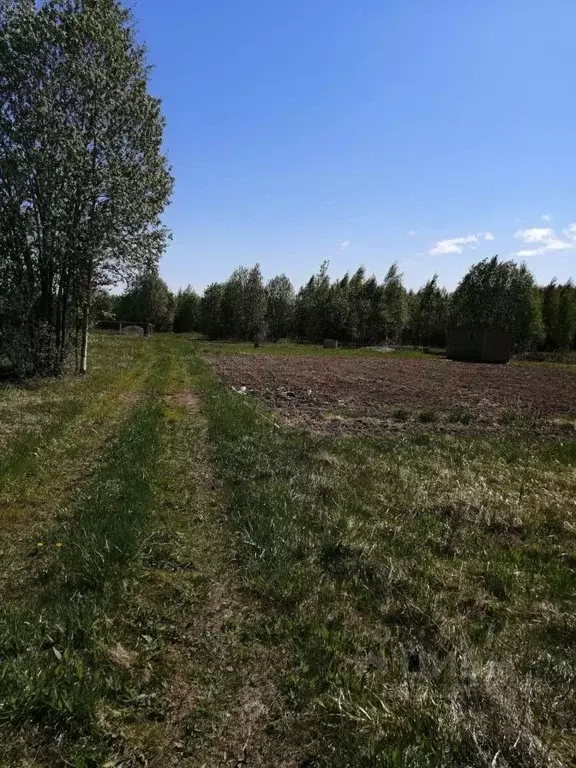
xmin=0 ymin=334 xmax=574 ymax=767
xmin=206 ymin=368 xmax=576 ymax=768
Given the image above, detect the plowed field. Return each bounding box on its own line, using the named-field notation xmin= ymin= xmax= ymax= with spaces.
xmin=210 ymin=354 xmax=576 ymax=435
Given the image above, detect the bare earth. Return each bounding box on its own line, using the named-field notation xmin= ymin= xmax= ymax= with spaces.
xmin=209 ymin=354 xmax=576 ymax=436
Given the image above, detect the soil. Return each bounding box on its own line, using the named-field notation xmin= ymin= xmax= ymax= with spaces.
xmin=209 ymin=354 xmax=576 ymax=437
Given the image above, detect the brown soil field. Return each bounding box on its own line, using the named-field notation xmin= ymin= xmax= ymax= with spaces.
xmin=209 ymin=354 xmax=576 ymax=437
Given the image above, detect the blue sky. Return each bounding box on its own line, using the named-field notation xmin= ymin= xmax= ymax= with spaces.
xmin=135 ymin=0 xmax=576 ymax=292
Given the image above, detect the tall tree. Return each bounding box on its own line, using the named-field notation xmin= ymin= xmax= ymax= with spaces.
xmin=266 ymin=274 xmax=294 ymax=340
xmin=244 ymin=264 xmax=267 ymax=341
xmin=117 ymin=272 xmax=174 ymax=329
xmin=294 ymin=276 xmax=317 ymax=341
xmin=220 ymin=267 xmax=249 ymax=339
xmin=0 ymin=0 xmax=173 ymax=375
xmin=173 ymin=286 xmax=200 ymax=333
xmin=556 ymin=282 xmax=576 ymax=350
xmin=363 ymin=275 xmax=386 ymax=345
xmin=382 ymin=263 xmax=408 ymax=343
xmin=451 ymin=257 xmax=544 ymax=349
xmin=542 ymin=280 xmax=576 ymax=350
xmin=199 ymin=282 xmax=225 ymax=340
xmin=410 ymin=275 xmax=450 ymax=347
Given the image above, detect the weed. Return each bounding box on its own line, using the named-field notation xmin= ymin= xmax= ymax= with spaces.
xmin=447 ymin=408 xmax=473 ymax=424
xmin=391 ymin=406 xmax=410 ymax=421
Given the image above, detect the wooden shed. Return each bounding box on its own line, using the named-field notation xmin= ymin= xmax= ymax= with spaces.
xmin=447 ymin=328 xmax=513 ymax=364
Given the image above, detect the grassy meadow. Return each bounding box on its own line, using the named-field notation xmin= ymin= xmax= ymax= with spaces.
xmin=0 ymin=333 xmax=574 ymax=767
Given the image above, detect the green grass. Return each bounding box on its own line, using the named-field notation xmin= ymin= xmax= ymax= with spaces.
xmin=205 ymin=381 xmax=576 ymax=767
xmin=195 ymin=339 xmax=439 ymax=359
xmin=0 ymin=402 xmax=163 ymax=762
xmin=0 ymin=334 xmax=573 ymax=767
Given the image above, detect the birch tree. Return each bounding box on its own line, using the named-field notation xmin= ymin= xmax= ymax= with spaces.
xmin=0 ymin=0 xmax=173 ymax=375
xmin=266 ymin=274 xmax=294 ymax=340
xmin=451 ymin=257 xmax=544 ymax=349
xmin=382 ymin=263 xmax=408 ymax=344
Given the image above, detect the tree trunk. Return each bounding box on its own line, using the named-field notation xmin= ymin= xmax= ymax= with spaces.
xmin=79 ymin=300 xmax=89 ymax=374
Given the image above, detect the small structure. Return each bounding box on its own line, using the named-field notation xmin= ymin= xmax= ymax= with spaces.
xmin=122 ymin=325 xmax=145 ymax=336
xmin=447 ymin=328 xmax=512 ymax=364
xmin=96 ymin=321 xmax=154 ymax=336
xmin=323 ymin=339 xmax=339 ymax=349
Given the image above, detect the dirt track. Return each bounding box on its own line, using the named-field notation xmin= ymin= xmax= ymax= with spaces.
xmin=209 ymin=354 xmax=576 ymax=436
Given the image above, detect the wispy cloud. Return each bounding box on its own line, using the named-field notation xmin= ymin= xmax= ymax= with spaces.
xmin=513 ymin=225 xmax=576 ymax=257
xmin=428 ymin=231 xmax=495 ymax=256
xmin=428 ymin=232 xmax=482 ymax=256
xmin=541 ymin=213 xmax=552 ymax=222
xmin=406 ymin=230 xmax=415 ymax=237
xmin=340 ymin=240 xmax=350 ymax=249
xmin=516 ymin=227 xmax=555 ymax=243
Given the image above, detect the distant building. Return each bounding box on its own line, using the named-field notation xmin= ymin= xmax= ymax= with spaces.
xmin=447 ymin=328 xmax=513 ymax=364
xmin=96 ymin=320 xmax=154 ymax=336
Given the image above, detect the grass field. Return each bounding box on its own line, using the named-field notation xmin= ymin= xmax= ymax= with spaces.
xmin=0 ymin=334 xmax=574 ymax=767
xmin=193 ymin=339 xmax=439 ymax=358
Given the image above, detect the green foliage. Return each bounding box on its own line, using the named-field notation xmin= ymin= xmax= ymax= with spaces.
xmin=292 ymin=262 xmax=407 ymax=345
xmin=541 ymin=280 xmax=576 ymax=350
xmin=173 ymin=285 xmax=200 ymax=333
xmin=206 ymin=264 xmax=267 ymax=341
xmin=0 ymin=0 xmax=173 ymax=375
xmin=117 ymin=272 xmax=175 ymax=329
xmin=90 ymin=288 xmax=117 ymax=324
xmin=244 ymin=264 xmax=268 ymax=340
xmin=186 ymin=258 xmax=568 ymax=353
xmin=266 ymin=274 xmax=295 ymax=340
xmin=199 ymin=282 xmax=225 ymax=339
xmin=382 ymin=263 xmax=408 ymax=343
xmin=407 ymin=275 xmax=450 ymax=347
xmin=451 ymin=257 xmax=544 ymax=349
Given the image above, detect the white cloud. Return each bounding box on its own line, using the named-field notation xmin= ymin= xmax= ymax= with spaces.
xmin=406 ymin=230 xmax=415 ymax=237
xmin=515 ymin=227 xmax=554 ymax=244
xmin=541 ymin=213 xmax=552 ymax=222
xmin=484 ymin=232 xmax=495 ymax=241
xmin=513 ymin=225 xmax=576 ymax=257
xmin=340 ymin=240 xmax=350 ymax=249
xmin=429 ymin=233 xmax=480 ymax=256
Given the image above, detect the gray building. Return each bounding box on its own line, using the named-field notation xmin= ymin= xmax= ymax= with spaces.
xmin=447 ymin=328 xmax=513 ymax=364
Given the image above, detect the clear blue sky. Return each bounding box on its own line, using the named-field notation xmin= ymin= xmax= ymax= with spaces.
xmin=135 ymin=0 xmax=576 ymax=293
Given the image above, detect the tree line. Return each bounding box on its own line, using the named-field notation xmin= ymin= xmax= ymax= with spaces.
xmin=1 ymin=5 xmax=574 ymax=378
xmin=103 ymin=257 xmax=576 ymax=352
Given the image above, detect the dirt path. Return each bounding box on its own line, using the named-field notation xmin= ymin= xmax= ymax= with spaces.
xmin=106 ymin=340 xmax=295 ymax=767
xmin=0 ymin=337 xmax=295 ymax=767
xmin=0 ymin=336 xmax=296 ymax=768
